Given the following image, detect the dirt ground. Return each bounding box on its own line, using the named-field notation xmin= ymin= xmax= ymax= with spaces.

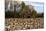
xmin=5 ymin=18 xmax=44 ymax=31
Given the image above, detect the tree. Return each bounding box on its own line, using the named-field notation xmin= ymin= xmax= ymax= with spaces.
xmin=21 ymin=1 xmax=25 ymax=10
xmin=5 ymin=11 xmax=14 ymax=18
xmin=20 ymin=1 xmax=25 ymax=13
xmin=37 ymin=13 xmax=44 ymax=18
xmin=31 ymin=10 xmax=37 ymax=18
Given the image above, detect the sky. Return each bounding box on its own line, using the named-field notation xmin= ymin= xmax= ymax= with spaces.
xmin=24 ymin=1 xmax=44 ymax=13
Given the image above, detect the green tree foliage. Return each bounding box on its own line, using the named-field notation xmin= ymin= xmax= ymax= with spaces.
xmin=36 ymin=13 xmax=44 ymax=18
xmin=20 ymin=1 xmax=25 ymax=13
xmin=31 ymin=10 xmax=37 ymax=18
xmin=15 ymin=12 xmax=20 ymax=18
xmin=5 ymin=1 xmax=43 ymax=18
xmin=21 ymin=1 xmax=25 ymax=10
xmin=5 ymin=11 xmax=14 ymax=18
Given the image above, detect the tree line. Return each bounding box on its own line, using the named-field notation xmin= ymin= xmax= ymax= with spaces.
xmin=5 ymin=1 xmax=44 ymax=18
